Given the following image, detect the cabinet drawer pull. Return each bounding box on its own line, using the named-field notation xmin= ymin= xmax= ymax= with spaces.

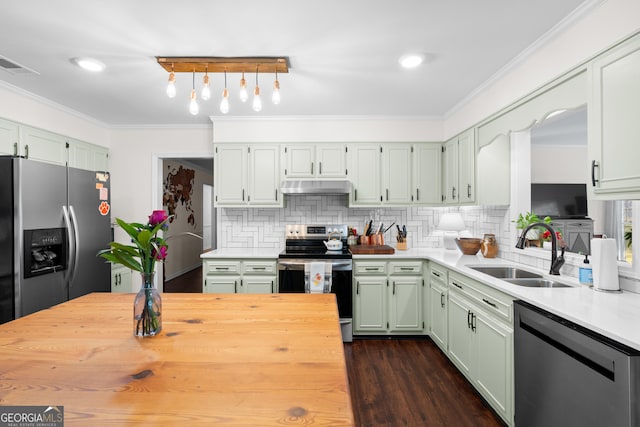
xmin=471 ymin=313 xmax=477 ymax=332
xmin=356 ymin=281 xmax=360 ymax=295
xmin=251 ymin=267 xmax=267 ymax=271
xmin=440 ymin=293 xmax=445 ymax=308
xmin=399 ymin=267 xmax=414 ymax=271
xmin=452 ymin=282 xmax=463 ymax=289
xmin=310 ymin=162 xmax=314 ymax=174
xmin=392 ymin=281 xmax=396 ymax=294
xmin=452 ymin=186 xmax=456 ymax=200
xmin=467 ymin=184 xmax=471 ymax=198
xmin=13 ymin=142 xmax=18 ymax=156
xmin=234 ymin=280 xmax=238 ymax=293
xmin=215 ymin=267 xmax=229 ymax=270
xmin=591 ymin=160 xmax=599 ymax=187
xmin=386 ymin=189 xmax=389 ymax=200
xmin=24 ymin=144 xmax=29 ymax=159
xmin=365 ymin=267 xmax=380 ymax=271
xmin=319 ymin=162 xmax=322 ymax=175
xmin=467 ymin=310 xmax=473 ymax=329
xmin=416 ymin=188 xmax=419 ymax=201
xmin=482 ymin=298 xmax=497 ymax=308
xmin=432 ymin=271 xmax=441 ymax=278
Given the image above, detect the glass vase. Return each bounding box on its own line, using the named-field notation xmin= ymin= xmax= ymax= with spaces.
xmin=133 ymin=272 xmax=162 ymax=337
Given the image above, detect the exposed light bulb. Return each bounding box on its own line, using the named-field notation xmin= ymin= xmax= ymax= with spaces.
xmin=166 ymin=71 xmax=176 ymax=98
xmin=239 ymin=71 xmax=248 ymax=103
xmin=272 ymin=79 xmax=281 ymax=105
xmin=201 ymin=73 xmax=211 ymax=101
xmin=189 ymin=89 xmax=199 ymax=115
xmin=252 ymin=86 xmax=262 ymax=112
xmin=220 ymin=88 xmax=230 ymax=114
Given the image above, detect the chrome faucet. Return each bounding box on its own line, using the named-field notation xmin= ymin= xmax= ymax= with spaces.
xmin=515 ymin=222 xmax=565 ymax=275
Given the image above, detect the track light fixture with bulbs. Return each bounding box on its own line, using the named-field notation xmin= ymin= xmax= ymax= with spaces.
xmin=156 ymin=56 xmax=289 ymax=115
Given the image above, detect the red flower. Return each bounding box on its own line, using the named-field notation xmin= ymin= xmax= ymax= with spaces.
xmin=542 ymin=230 xmax=563 ymax=241
xmin=152 ymin=245 xmax=168 ymax=260
xmin=149 ymin=210 xmax=168 ymax=226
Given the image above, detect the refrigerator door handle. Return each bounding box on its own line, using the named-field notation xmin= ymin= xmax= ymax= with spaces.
xmin=63 ymin=206 xmax=79 ymax=286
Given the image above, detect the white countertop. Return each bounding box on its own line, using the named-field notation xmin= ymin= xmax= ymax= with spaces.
xmin=202 ymin=246 xmax=640 ymax=350
xmin=354 ymin=248 xmax=640 ymax=351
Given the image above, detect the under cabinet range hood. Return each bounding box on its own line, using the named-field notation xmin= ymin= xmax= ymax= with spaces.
xmin=280 ymin=180 xmax=351 ymax=195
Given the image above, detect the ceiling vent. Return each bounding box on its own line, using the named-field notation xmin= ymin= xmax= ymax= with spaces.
xmin=0 ymin=55 xmax=39 ymax=75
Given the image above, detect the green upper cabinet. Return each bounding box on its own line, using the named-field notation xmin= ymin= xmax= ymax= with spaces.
xmin=382 ymin=143 xmax=413 ymax=205
xmin=282 ymin=143 xmax=347 ymax=179
xmin=68 ymin=138 xmax=109 ymax=171
xmin=443 ymin=129 xmax=475 ymax=205
xmin=215 ymin=144 xmax=247 ymax=205
xmin=0 ymin=118 xmax=19 ymax=156
xmin=350 ymin=142 xmax=440 ymax=207
xmin=20 ymin=125 xmax=67 ymax=166
xmin=248 ymin=145 xmax=281 ymax=206
xmin=0 ymin=118 xmax=108 ymax=172
xmin=589 ymin=33 xmax=640 ymax=199
xmin=349 ymin=144 xmax=382 ymax=206
xmin=215 ymin=144 xmax=281 ymax=207
xmin=414 ymin=142 xmax=442 ymax=205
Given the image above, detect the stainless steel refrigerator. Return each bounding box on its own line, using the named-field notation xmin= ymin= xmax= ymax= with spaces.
xmin=0 ymin=157 xmax=111 ymax=324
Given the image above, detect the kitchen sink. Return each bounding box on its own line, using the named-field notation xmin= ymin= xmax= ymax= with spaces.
xmin=469 ymin=266 xmax=542 ymax=279
xmin=503 ymin=278 xmax=571 ymax=288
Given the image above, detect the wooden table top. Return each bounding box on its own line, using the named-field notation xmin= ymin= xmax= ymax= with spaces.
xmin=0 ymin=293 xmax=354 ymax=426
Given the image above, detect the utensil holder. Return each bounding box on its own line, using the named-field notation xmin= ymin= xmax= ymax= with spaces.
xmin=397 ymin=240 xmax=408 ymax=251
xmin=360 ymin=235 xmax=370 ymax=245
xmin=370 ymin=234 xmax=384 ymax=246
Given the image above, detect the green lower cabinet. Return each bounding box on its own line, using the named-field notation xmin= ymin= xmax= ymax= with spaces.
xmin=353 ymin=260 xmax=425 ymax=335
xmin=428 ymin=264 xmax=448 ymax=352
xmin=354 ymin=276 xmax=387 ymax=331
xmin=243 ymin=277 xmax=275 ymax=294
xmin=202 ymin=259 xmax=276 ymax=294
xmin=447 ymin=273 xmax=514 ymax=426
xmin=204 ymin=275 xmax=241 ymax=294
xmin=389 ymin=276 xmax=422 ymax=331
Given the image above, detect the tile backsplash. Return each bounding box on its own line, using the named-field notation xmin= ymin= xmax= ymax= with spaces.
xmin=217 ymin=194 xmax=510 ymax=250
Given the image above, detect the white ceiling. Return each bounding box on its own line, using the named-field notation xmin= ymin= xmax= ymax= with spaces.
xmin=0 ymin=1 xmax=591 ymax=126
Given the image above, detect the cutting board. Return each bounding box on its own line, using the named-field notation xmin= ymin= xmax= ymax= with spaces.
xmin=349 ymin=245 xmax=395 ymax=255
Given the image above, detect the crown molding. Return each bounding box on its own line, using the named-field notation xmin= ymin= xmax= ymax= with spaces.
xmin=445 ymin=0 xmax=605 ymax=119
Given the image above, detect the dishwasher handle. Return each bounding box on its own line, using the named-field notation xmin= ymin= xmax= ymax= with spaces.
xmin=516 ymin=301 xmax=627 ymax=381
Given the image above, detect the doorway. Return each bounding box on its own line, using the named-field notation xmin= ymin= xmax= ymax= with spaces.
xmin=152 ymin=154 xmax=214 ymax=292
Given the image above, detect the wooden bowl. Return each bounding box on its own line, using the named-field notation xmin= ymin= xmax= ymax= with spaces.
xmin=455 ymin=238 xmax=482 ymax=255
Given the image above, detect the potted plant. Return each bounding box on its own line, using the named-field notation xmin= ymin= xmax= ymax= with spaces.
xmin=514 ymin=212 xmax=551 ymax=247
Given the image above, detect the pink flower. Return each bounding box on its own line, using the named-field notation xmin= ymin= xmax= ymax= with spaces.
xmin=152 ymin=246 xmax=168 ymax=260
xmin=149 ymin=210 xmax=168 ymax=226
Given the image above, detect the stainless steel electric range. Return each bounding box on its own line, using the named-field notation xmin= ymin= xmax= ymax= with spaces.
xmin=277 ymin=224 xmax=353 ymax=342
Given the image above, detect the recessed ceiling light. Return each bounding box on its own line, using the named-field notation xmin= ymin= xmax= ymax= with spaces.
xmin=72 ymin=57 xmax=105 ymax=72
xmin=399 ymin=54 xmax=425 ymax=69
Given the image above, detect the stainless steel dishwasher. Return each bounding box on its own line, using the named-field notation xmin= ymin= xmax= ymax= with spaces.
xmin=514 ymin=300 xmax=640 ymax=427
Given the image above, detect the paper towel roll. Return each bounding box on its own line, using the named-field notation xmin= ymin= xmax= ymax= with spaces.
xmin=591 ymin=238 xmax=620 ymax=291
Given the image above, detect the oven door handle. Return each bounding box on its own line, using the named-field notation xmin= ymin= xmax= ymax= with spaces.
xmin=277 ymin=260 xmax=352 ymax=270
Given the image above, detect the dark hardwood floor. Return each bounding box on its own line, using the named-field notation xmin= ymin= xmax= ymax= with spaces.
xmin=164 ymin=268 xmax=505 ymax=426
xmin=344 ymin=339 xmax=505 ymax=427
xmin=163 ymin=266 xmax=202 ymax=293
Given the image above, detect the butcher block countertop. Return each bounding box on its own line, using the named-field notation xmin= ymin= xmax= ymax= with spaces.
xmin=0 ymin=293 xmax=354 ymax=426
